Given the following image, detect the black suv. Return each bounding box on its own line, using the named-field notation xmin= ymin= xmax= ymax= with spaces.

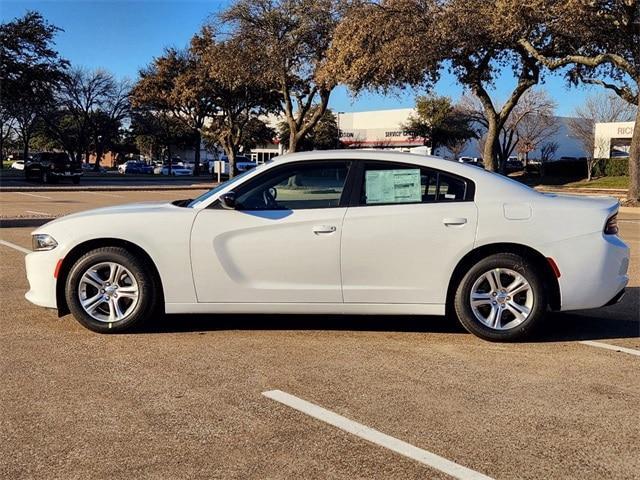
xmin=25 ymin=153 xmax=83 ymax=184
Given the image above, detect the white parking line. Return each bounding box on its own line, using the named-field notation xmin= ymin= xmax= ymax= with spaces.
xmin=580 ymin=340 xmax=640 ymax=357
xmin=15 ymin=192 xmax=52 ymax=200
xmin=0 ymin=239 xmax=31 ymax=254
xmin=262 ymin=389 xmax=494 ymax=480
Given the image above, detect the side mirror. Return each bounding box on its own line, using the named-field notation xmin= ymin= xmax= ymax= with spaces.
xmin=219 ymin=192 xmax=237 ymax=210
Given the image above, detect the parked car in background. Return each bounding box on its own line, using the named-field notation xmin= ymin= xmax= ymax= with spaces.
xmin=24 ymin=152 xmax=82 ymax=184
xmin=118 ymin=161 xmax=153 ymax=174
xmin=25 ymin=150 xmax=629 ymax=341
xmin=209 ymin=155 xmax=257 ymax=176
xmin=11 ymin=160 xmax=25 ymax=170
xmin=161 ymin=164 xmax=192 ymax=176
xmin=505 ymin=157 xmax=524 ymax=173
xmin=81 ymin=163 xmax=107 ymax=173
xmin=458 ymin=157 xmax=484 ymax=168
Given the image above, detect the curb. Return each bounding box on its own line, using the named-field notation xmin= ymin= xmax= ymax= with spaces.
xmin=0 ymin=218 xmax=53 ymax=228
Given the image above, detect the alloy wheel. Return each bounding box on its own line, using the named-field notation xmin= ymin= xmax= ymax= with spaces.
xmin=77 ymin=261 xmax=139 ymax=323
xmin=469 ymin=268 xmax=534 ymax=330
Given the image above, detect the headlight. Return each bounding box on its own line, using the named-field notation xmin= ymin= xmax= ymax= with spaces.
xmin=32 ymin=234 xmax=58 ymax=251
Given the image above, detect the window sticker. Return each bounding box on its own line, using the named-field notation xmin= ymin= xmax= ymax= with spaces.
xmin=365 ymin=169 xmax=422 ymax=204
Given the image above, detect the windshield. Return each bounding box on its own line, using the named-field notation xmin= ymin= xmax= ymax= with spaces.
xmin=187 ymin=166 xmax=265 ymax=208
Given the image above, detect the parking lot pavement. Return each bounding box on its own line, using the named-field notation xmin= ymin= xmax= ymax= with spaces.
xmin=0 ymin=189 xmax=207 ymax=219
xmin=1 ymin=220 xmax=639 ymax=479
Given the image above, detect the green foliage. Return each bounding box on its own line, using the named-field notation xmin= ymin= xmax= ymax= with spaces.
xmin=0 ymin=10 xmax=68 ymax=160
xmin=592 ymin=158 xmax=629 ymax=177
xmin=402 ymin=95 xmax=477 ymax=152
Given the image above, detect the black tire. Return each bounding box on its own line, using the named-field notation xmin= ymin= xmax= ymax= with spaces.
xmin=42 ymin=170 xmax=49 ymax=184
xmin=65 ymin=246 xmax=159 ymax=333
xmin=72 ymin=176 xmax=80 ymax=185
xmin=453 ymin=253 xmax=547 ymax=341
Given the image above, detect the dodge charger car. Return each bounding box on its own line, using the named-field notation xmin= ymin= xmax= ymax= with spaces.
xmin=25 ymin=151 xmax=629 ymax=341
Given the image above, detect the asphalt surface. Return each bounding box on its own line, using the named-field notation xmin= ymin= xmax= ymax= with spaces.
xmin=0 ymin=189 xmax=208 ymax=219
xmin=0 ymin=191 xmax=639 ymax=479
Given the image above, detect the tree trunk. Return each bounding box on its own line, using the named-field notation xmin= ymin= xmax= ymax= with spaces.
xmin=628 ymin=106 xmax=640 ymax=203
xmin=227 ymin=148 xmax=236 ymax=179
xmin=193 ymin=131 xmax=201 ymax=177
xmin=94 ymin=143 xmax=103 ymax=171
xmin=22 ymin=133 xmax=29 ymax=162
xmin=0 ymin=127 xmax=4 ymax=169
xmin=167 ymin=143 xmax=172 ymax=176
xmin=288 ymin=129 xmax=298 ymax=154
xmin=483 ymin=117 xmax=500 ymax=172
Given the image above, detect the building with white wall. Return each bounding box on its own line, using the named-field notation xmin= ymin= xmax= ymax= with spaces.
xmin=251 ymin=108 xmax=588 ymax=161
xmin=594 ymin=121 xmax=635 ymax=158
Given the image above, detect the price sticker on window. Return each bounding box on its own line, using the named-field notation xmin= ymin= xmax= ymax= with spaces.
xmin=365 ymin=169 xmax=421 ymax=204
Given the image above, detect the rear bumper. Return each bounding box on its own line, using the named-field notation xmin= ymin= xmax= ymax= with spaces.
xmin=544 ymin=232 xmax=629 ymax=311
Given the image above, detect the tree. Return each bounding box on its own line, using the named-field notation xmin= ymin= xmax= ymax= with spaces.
xmin=511 ymin=0 xmax=640 ymax=201
xmin=192 ymin=29 xmax=280 ymax=176
xmin=0 ymin=11 xmax=67 ymax=163
xmin=278 ymin=108 xmax=340 ymax=151
xmin=324 ymin=0 xmax=544 ymax=172
xmin=460 ymin=89 xmax=558 ymax=170
xmin=38 ymin=68 xmax=130 ymax=168
xmin=221 ymin=0 xmax=342 ymax=153
xmin=130 ymin=107 xmax=195 ymax=170
xmin=568 ymin=92 xmax=637 ymax=180
xmin=539 ymin=141 xmax=559 ymax=177
xmin=402 ymin=94 xmax=477 ymax=156
xmin=131 ymin=47 xmax=218 ymax=176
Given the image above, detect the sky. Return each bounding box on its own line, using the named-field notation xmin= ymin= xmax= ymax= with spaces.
xmin=2 ymin=0 xmax=599 ymax=116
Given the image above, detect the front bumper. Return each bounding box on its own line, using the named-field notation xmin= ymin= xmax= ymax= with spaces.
xmin=24 ymin=251 xmax=59 ymax=309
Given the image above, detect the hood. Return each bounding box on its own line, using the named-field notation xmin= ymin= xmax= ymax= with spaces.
xmin=35 ymin=201 xmax=174 ymax=231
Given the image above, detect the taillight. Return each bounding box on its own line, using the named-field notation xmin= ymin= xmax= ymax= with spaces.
xmin=604 ymin=213 xmax=619 ymax=235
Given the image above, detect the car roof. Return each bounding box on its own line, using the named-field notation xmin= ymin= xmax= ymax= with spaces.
xmin=272 ymin=149 xmax=481 ymax=176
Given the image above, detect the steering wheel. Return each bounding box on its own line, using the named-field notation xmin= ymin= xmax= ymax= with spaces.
xmin=262 ymin=187 xmax=278 ymax=209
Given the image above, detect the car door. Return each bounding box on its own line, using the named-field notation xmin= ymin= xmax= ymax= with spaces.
xmin=190 ymin=160 xmax=353 ymax=304
xmin=341 ymin=160 xmax=478 ymax=305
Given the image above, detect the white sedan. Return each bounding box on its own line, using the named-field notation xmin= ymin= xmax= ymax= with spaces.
xmin=161 ymin=165 xmax=192 ymax=176
xmin=25 ymin=151 xmax=629 ymax=341
xmin=11 ymin=160 xmax=25 ymax=170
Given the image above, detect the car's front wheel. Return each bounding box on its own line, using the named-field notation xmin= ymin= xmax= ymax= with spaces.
xmin=454 ymin=253 xmax=547 ymax=341
xmin=65 ymin=247 xmax=158 ymax=333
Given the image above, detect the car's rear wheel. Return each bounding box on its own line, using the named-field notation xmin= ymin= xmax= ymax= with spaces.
xmin=454 ymin=253 xmax=547 ymax=341
xmin=65 ymin=247 xmax=158 ymax=333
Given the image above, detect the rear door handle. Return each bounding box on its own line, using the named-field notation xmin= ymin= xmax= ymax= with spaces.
xmin=442 ymin=217 xmax=467 ymax=226
xmin=312 ymin=225 xmax=337 ymax=234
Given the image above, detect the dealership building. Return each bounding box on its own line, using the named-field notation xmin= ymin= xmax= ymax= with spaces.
xmin=594 ymin=121 xmax=635 ymax=158
xmin=251 ymin=108 xmax=587 ymax=161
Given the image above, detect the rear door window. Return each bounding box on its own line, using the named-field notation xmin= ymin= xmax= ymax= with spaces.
xmin=358 ymin=162 xmax=469 ymax=205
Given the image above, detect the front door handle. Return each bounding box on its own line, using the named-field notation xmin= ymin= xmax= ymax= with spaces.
xmin=442 ymin=217 xmax=467 ymax=226
xmin=312 ymin=225 xmax=337 ymax=234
